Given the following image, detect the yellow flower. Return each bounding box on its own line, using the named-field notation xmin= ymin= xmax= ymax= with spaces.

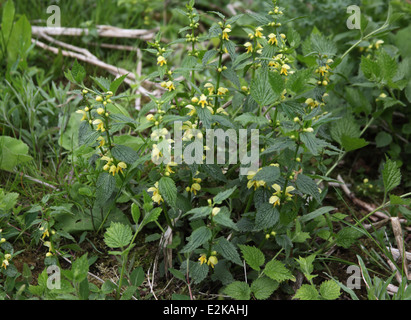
xmin=4 ymin=254 xmax=11 ymax=260
xmin=96 ymin=96 xmax=103 ymax=102
xmin=157 ymin=56 xmax=167 ymax=66
xmin=199 ymin=254 xmax=207 ymax=265
xmin=97 ymin=108 xmax=105 ymax=115
xmin=198 ymin=94 xmax=208 ymax=108
xmin=46 ymin=252 xmax=53 ymax=257
xmin=0 ymin=238 xmax=5 ymax=244
xmin=375 ymin=40 xmax=384 ymax=49
xmin=109 ymin=164 xmax=117 ymax=176
xmin=269 ymin=195 xmax=281 ymax=206
xmin=222 ymin=28 xmax=231 ymax=40
xmin=246 ymin=169 xmax=265 ymax=190
xmin=268 ymin=33 xmax=278 ymax=45
xmin=76 ymin=109 xmax=87 ymax=121
xmin=148 ymin=182 xmax=163 ymax=204
xmin=190 ymin=182 xmax=201 ymax=195
xmin=284 ymin=186 xmax=295 ymax=200
xmin=151 ymin=144 xmax=163 ymax=161
xmin=116 ymin=162 xmax=127 ymax=175
xmin=255 ymin=26 xmax=263 ymax=38
xmin=165 ymin=161 xmax=178 ymax=175
xmin=41 ymin=228 xmax=50 ymax=240
xmin=146 ymin=114 xmax=155 ymax=121
xmin=212 ymin=207 xmax=221 ymax=216
xmin=217 ymin=87 xmax=229 ymax=95
xmin=244 ymin=42 xmax=253 ymax=53
xmin=165 ymin=81 xmax=175 ymax=91
xmin=92 ymin=119 xmax=105 ymax=132
xmin=204 ymin=83 xmax=214 ymax=95
xmin=216 ymin=107 xmax=228 ymax=116
xmin=207 ymin=255 xmax=218 ymax=268
xmin=185 ymin=104 xmax=196 ymax=116
xmin=280 ymin=64 xmax=290 ymax=75
xmin=1 ymin=259 xmax=9 ymax=269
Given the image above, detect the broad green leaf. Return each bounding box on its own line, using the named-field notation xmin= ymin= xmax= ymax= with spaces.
xmin=234 ymin=112 xmax=269 ymax=127
xmin=264 ymin=259 xmax=295 ymax=282
xmin=319 ymin=279 xmax=341 ymax=300
xmin=72 ymin=60 xmax=86 ymax=83
xmin=142 ymin=207 xmax=162 ymax=227
xmin=158 ymin=176 xmax=177 ymax=207
xmin=224 ymin=281 xmax=251 ymax=300
xmin=375 ymin=132 xmax=392 ymax=148
xmin=111 ymin=144 xmax=138 ymax=164
xmin=251 ymin=70 xmax=277 ymax=106
xmin=335 ymin=227 xmax=363 ymax=249
xmin=293 ymin=284 xmax=319 ymax=300
xmin=180 ymin=226 xmax=212 ymax=253
xmin=110 ymin=74 xmax=128 ymax=94
xmin=213 ymin=186 xmax=237 ymax=204
xmin=255 ymin=203 xmax=279 ymax=231
xmin=185 ymin=206 xmax=212 ymax=220
xmin=0 ymin=136 xmax=32 ymax=172
xmin=296 ymin=174 xmax=321 ymax=203
xmin=7 ymin=14 xmax=31 ymax=64
xmin=1 ymin=0 xmax=15 ymax=46
xmin=252 ymin=166 xmax=280 ymax=185
xmin=95 ymin=172 xmax=116 ymax=204
xmin=330 ymin=115 xmax=360 ymax=146
xmin=382 ymin=157 xmax=401 ymax=193
xmin=213 ymin=207 xmax=238 ymax=231
xmin=131 ymin=203 xmax=141 ymax=224
xmin=238 ymin=245 xmax=265 ymax=271
xmin=72 ymin=253 xmax=89 ymax=283
xmin=104 ymin=222 xmax=133 ymax=248
xmin=203 ymin=164 xmax=227 ymax=182
xmin=214 ymin=237 xmax=242 ymax=266
xmin=299 ymin=206 xmax=335 ymax=223
xmin=251 ymin=277 xmax=279 ymax=300
xmin=341 ymin=135 xmax=368 ymax=152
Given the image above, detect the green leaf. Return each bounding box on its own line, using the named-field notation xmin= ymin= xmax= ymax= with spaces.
xmin=341 ymin=135 xmax=368 ymax=152
xmin=1 ymin=0 xmax=15 ymax=46
xmin=375 ymin=132 xmax=392 ymax=148
xmin=130 ymin=266 xmax=145 ymax=287
xmin=293 ymin=284 xmax=319 ymax=300
xmin=110 ymin=74 xmax=128 ymax=94
xmin=224 ymin=281 xmax=251 ymax=300
xmin=95 ymin=172 xmax=116 ymax=205
xmin=296 ymin=174 xmax=321 ymax=203
xmin=234 ymin=112 xmax=269 ymax=127
xmin=111 ymin=144 xmax=138 ymax=164
xmin=72 ymin=253 xmax=89 ymax=283
xmin=214 ymin=237 xmax=242 ymax=266
xmin=330 ymin=115 xmax=361 ymax=146
xmin=90 ymin=76 xmax=110 ymax=92
xmin=251 ymin=277 xmax=279 ymax=300
xmin=131 ymin=203 xmax=141 ymax=224
xmin=213 ymin=186 xmax=237 ymax=204
xmin=180 ymin=226 xmax=212 ymax=253
xmin=104 ymin=222 xmax=133 ymax=248
xmin=382 ymin=157 xmax=401 ymax=193
xmin=335 ymin=227 xmax=363 ymax=249
xmin=255 ymin=203 xmax=279 ymax=231
xmin=185 ymin=206 xmax=212 ymax=220
xmin=268 ymin=71 xmax=285 ymax=96
xmin=264 ymin=259 xmax=295 ymax=282
xmin=319 ymin=280 xmax=341 ymax=300
xmin=252 ymin=166 xmax=280 ymax=185
xmin=299 ymin=206 xmax=335 ymax=223
xmin=158 ymin=176 xmax=177 ymax=207
xmin=0 ymin=136 xmax=33 ymax=172
xmin=141 ymin=207 xmax=162 ymax=227
xmin=251 ymin=70 xmax=277 ymax=106
xmin=7 ymin=14 xmax=31 ymax=64
xmin=203 ymin=164 xmax=227 ymax=182
xmin=72 ymin=60 xmax=86 ymax=83
xmin=213 ymin=207 xmax=238 ymax=231
xmin=238 ymin=245 xmax=265 ymax=271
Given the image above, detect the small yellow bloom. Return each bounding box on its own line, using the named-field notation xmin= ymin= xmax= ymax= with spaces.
xmin=116 ymin=162 xmax=127 ymax=175
xmin=185 ymin=104 xmax=196 ymax=117
xmin=1 ymin=259 xmax=9 ymax=269
xmin=165 ymin=161 xmax=178 ymax=175
xmin=269 ymin=195 xmax=281 ymax=206
xmin=41 ymin=228 xmax=50 ymax=240
xmin=92 ymin=119 xmax=105 ymax=132
xmin=165 ymin=81 xmax=175 ymax=91
xmin=255 ymin=27 xmax=264 ymax=38
xmin=222 ymin=28 xmax=231 ymax=41
xmin=96 ymin=96 xmax=103 ymax=102
xmin=207 ymin=255 xmax=218 ymax=268
xmin=204 ymin=83 xmax=214 ymax=95
xmin=157 ymin=56 xmax=167 ymax=66
xmin=0 ymin=238 xmax=5 ymax=244
xmin=46 ymin=252 xmax=53 ymax=257
xmin=190 ymin=183 xmax=201 ymax=195
xmin=244 ymin=42 xmax=253 ymax=53
xmin=76 ymin=109 xmax=87 ymax=121
xmin=217 ymin=87 xmax=229 ymax=95
xmin=268 ymin=33 xmax=278 ymax=45
xmin=4 ymin=254 xmax=11 ymax=260
xmin=109 ymin=164 xmax=117 ymax=176
xmin=363 ymin=178 xmax=369 ymax=184
xmin=212 ymin=207 xmax=221 ymax=216
xmin=198 ymin=94 xmax=208 ymax=108
xmin=199 ymin=254 xmax=207 ymax=265
xmin=148 ymin=182 xmax=163 ymax=204
xmin=280 ymin=64 xmax=290 ymax=75
xmin=146 ymin=114 xmax=155 ymax=121
xmin=246 ymin=169 xmax=265 ymax=190
xmin=97 ymin=108 xmax=105 ymax=115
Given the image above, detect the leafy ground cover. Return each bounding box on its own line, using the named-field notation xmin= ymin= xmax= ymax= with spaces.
xmin=0 ymin=0 xmax=411 ymax=301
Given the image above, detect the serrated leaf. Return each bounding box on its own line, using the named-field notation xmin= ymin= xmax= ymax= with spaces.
xmin=335 ymin=227 xmax=363 ymax=249
xmin=251 ymin=70 xmax=277 ymax=106
xmin=111 ymin=144 xmax=138 ymax=164
xmin=95 ymin=172 xmax=116 ymax=204
xmin=238 ymin=245 xmax=265 ymax=271
xmin=341 ymin=135 xmax=368 ymax=152
xmin=375 ymin=132 xmax=392 ymax=148
xmin=214 ymin=237 xmax=242 ymax=266
xmin=72 ymin=253 xmax=89 ymax=283
xmin=251 ymin=277 xmax=279 ymax=300
xmin=213 ymin=186 xmax=237 ymax=204
xmin=72 ymin=60 xmax=86 ymax=83
xmin=180 ymin=226 xmax=212 ymax=253
xmin=104 ymin=222 xmax=133 ymax=248
xmin=213 ymin=207 xmax=238 ymax=231
xmin=264 ymin=259 xmax=295 ymax=282
xmin=142 ymin=207 xmax=162 ymax=227
xmin=382 ymin=157 xmax=401 ymax=193
xmin=203 ymin=164 xmax=227 ymax=182
xmin=255 ymin=203 xmax=279 ymax=231
xmin=110 ymin=74 xmax=128 ymax=94
xmin=319 ymin=280 xmax=341 ymax=300
xmin=185 ymin=206 xmax=212 ymax=220
xmin=296 ymin=174 xmax=321 ymax=203
xmin=234 ymin=112 xmax=269 ymax=127
xmin=252 ymin=166 xmax=280 ymax=185
xmin=158 ymin=176 xmax=177 ymax=207
xmin=293 ymin=284 xmax=319 ymax=300
xmin=224 ymin=281 xmax=251 ymax=300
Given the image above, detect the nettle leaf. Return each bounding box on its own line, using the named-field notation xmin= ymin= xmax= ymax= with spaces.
xmin=375 ymin=131 xmax=392 ymax=148
xmin=251 ymin=70 xmax=277 ymax=106
xmin=382 ymin=157 xmax=401 ymax=193
xmin=214 ymin=237 xmax=242 ymax=266
xmin=142 ymin=207 xmax=162 ymax=227
xmin=213 ymin=186 xmax=237 ymax=204
xmin=72 ymin=253 xmax=90 ymax=283
xmin=185 ymin=206 xmax=212 ymax=220
xmin=213 ymin=207 xmax=238 ymax=231
xmin=0 ymin=136 xmax=33 ymax=172
xmin=335 ymin=227 xmax=363 ymax=249
xmin=255 ymin=203 xmax=279 ymax=231
xmin=110 ymin=74 xmax=128 ymax=94
xmin=251 ymin=276 xmax=279 ymax=300
xmin=203 ymin=164 xmax=227 ymax=182
xmin=264 ymin=259 xmax=295 ymax=282
xmin=95 ymin=172 xmax=116 ymax=204
xmin=71 ymin=60 xmax=86 ymax=83
xmin=268 ymin=71 xmax=285 ymax=97
xmin=319 ymin=280 xmax=341 ymax=300
xmin=104 ymin=222 xmax=133 ymax=249
xmin=296 ymin=174 xmax=321 ymax=203
xmin=238 ymin=245 xmax=265 ymax=271
xmin=158 ymin=176 xmax=177 ymax=207
xmin=252 ymin=166 xmax=280 ymax=185
xmin=91 ymin=76 xmax=111 ymax=92
xmin=111 ymin=144 xmax=138 ymax=164
xmin=330 ymin=115 xmax=361 ymax=146
xmin=234 ymin=112 xmax=269 ymax=127
xmin=293 ymin=284 xmax=319 ymax=300
xmin=180 ymin=226 xmax=212 ymax=253
xmin=224 ymin=281 xmax=251 ymax=300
